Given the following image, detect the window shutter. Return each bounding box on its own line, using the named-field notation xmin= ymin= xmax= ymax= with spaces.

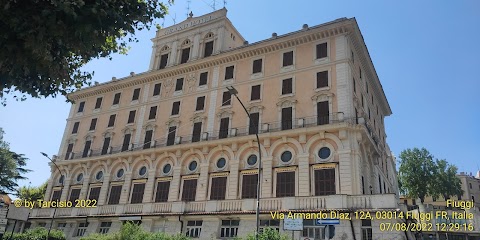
xmin=72 ymin=122 xmax=79 ymax=134
xmin=89 ymin=118 xmax=97 ymax=131
xmin=251 ymin=85 xmax=261 ymax=100
xmin=95 ymin=97 xmax=103 ymax=109
xmin=252 ymin=59 xmax=262 ymax=73
xmin=276 ymin=172 xmax=295 ymax=197
xmin=192 ymin=122 xmax=202 ymax=142
xmin=219 ymin=117 xmax=229 ymax=139
xmin=128 ymin=110 xmax=136 ymax=123
xmin=249 ymin=112 xmax=259 ymax=135
xmin=196 ymin=96 xmax=205 ymax=111
xmin=317 ymin=101 xmax=329 ymax=125
xmin=122 ymin=134 xmax=131 ymax=151
xmin=101 ymin=137 xmax=110 ymax=155
xmin=113 ymin=93 xmax=121 ymax=105
xmin=171 ymin=101 xmax=180 ymax=115
xmin=210 ymin=177 xmax=227 ymax=200
xmin=155 ymin=181 xmax=170 ymax=202
xmin=159 ymin=54 xmax=168 ymax=69
xmin=167 ymin=126 xmax=176 ymax=146
xmin=316 ymin=71 xmax=328 ymax=88
xmin=78 ymin=102 xmax=85 ymax=113
xmin=181 ymin=48 xmax=190 ymax=64
xmin=149 ymin=106 xmax=157 ymax=120
xmin=282 ymin=78 xmax=293 ymax=95
xmin=282 ymin=51 xmax=293 ymax=67
xmin=153 ymin=83 xmax=162 ymax=96
xmin=175 ymin=78 xmax=184 ymax=91
xmin=132 ymin=88 xmax=141 ymax=101
xmin=88 ymin=187 xmax=101 ymax=201
xmin=225 ymin=66 xmax=234 ymax=80
xmin=204 ymin=41 xmax=214 ymax=57
xmin=108 ymin=185 xmax=122 ymax=205
xmin=182 ymin=179 xmax=198 ymax=201
xmin=242 ymin=174 xmax=258 ymax=199
xmin=108 ymin=114 xmax=116 ymax=127
xmin=130 ymin=183 xmax=146 ymax=204
xmin=82 ymin=140 xmax=91 ymax=157
xmin=281 ymin=107 xmax=293 ymax=130
xmin=199 ymin=72 xmax=208 ymax=86
xmin=316 ymin=42 xmax=327 ymax=59
xmin=222 ymin=91 xmax=231 ymax=106
xmin=314 ymin=169 xmax=335 ymax=196
xmin=69 ymin=189 xmax=81 ymax=202
xmin=143 ymin=130 xmax=153 ymax=149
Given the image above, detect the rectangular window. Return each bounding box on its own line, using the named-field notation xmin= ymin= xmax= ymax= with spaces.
xmin=149 ymin=106 xmax=157 ymax=120
xmin=186 ymin=220 xmax=203 ymax=238
xmin=57 ymin=223 xmax=67 ymax=232
xmin=143 ymin=130 xmax=153 ymax=149
xmin=170 ymin=102 xmax=180 ymax=116
xmin=302 ymin=220 xmax=324 ymax=239
xmin=196 ymin=96 xmax=205 ymax=111
xmin=219 ymin=117 xmax=229 ymax=139
xmin=316 ymin=42 xmax=328 ymax=59
xmin=204 ymin=41 xmax=214 ymax=57
xmin=95 ymin=97 xmax=103 ymax=109
xmin=99 ymin=222 xmax=112 ymax=234
xmin=159 ymin=54 xmax=168 ymax=69
xmin=242 ymin=174 xmax=258 ymax=199
xmin=251 ymin=85 xmax=261 ymax=101
xmin=248 ymin=112 xmax=260 ymax=135
xmin=181 ymin=48 xmax=190 ymax=64
xmin=225 ymin=66 xmax=234 ymax=80
xmin=128 ymin=110 xmax=136 ymax=124
xmin=361 ymin=220 xmax=372 ymax=240
xmin=72 ymin=122 xmax=80 ymax=134
xmin=77 ymin=101 xmax=85 ymax=113
xmin=359 ymin=67 xmax=362 ymax=79
xmin=153 ymin=83 xmax=162 ymax=96
xmin=175 ymin=78 xmax=184 ymax=91
xmin=222 ymin=91 xmax=231 ymax=106
xmin=132 ymin=88 xmax=141 ymax=101
xmin=210 ymin=177 xmax=227 ymax=200
xmin=276 ymin=172 xmax=295 ymax=197
xmin=122 ymin=133 xmax=131 ymax=152
xmin=316 ymin=71 xmax=328 ymax=88
xmin=75 ymin=223 xmax=89 ymax=237
xmin=89 ymin=118 xmax=97 ymax=131
xmin=69 ymin=189 xmax=81 ymax=203
xmin=182 ymin=179 xmax=198 ymax=201
xmin=88 ymin=187 xmax=101 ymax=201
xmin=317 ymin=101 xmax=329 ymax=125
xmin=220 ymin=220 xmax=239 ymax=238
xmin=155 ymin=181 xmax=170 ymax=202
xmin=51 ymin=190 xmax=62 ymax=201
xmin=252 ymin=59 xmax=262 ymax=74
xmin=108 ymin=185 xmax=122 ymax=205
xmin=101 ymin=137 xmax=110 ymax=155
xmin=259 ymin=220 xmax=280 ymax=233
xmin=108 ymin=114 xmax=116 ymax=127
xmin=113 ymin=93 xmax=121 ymax=105
xmin=167 ymin=126 xmax=176 ymax=146
xmin=130 ymin=183 xmax=145 ymax=204
xmin=282 ymin=51 xmax=293 ymax=67
xmin=65 ymin=143 xmax=74 ymax=160
xmin=199 ymin=72 xmax=208 ymax=86
xmin=353 ymin=78 xmax=356 ymax=93
xmin=314 ymin=169 xmax=336 ymax=196
xmin=281 ymin=107 xmax=293 ymax=130
xmin=282 ymin=78 xmax=293 ymax=95
xmin=192 ymin=122 xmax=202 ymax=143
xmin=82 ymin=140 xmax=91 ymax=157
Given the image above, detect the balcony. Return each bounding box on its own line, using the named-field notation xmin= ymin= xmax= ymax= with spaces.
xmin=62 ymin=113 xmax=353 ymax=160
xmin=29 ymin=194 xmax=398 ymax=219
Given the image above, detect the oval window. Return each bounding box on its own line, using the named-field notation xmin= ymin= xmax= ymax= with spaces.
xmin=96 ymin=171 xmax=103 ymax=180
xmin=76 ymin=173 xmax=83 ymax=182
xmin=280 ymin=151 xmax=292 ymax=163
xmin=117 ymin=169 xmax=124 ymax=178
xmin=139 ymin=166 xmax=147 ymax=176
xmin=216 ymin=158 xmax=226 ymax=169
xmin=188 ymin=161 xmax=198 ymax=171
xmin=163 ymin=164 xmax=172 ymax=174
xmin=247 ymin=155 xmax=257 ymax=166
xmin=318 ymin=147 xmax=331 ymax=160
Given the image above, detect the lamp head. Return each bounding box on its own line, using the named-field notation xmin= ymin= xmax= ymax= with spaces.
xmin=226 ymin=86 xmax=238 ymax=95
xmin=40 ymin=152 xmax=48 ymax=157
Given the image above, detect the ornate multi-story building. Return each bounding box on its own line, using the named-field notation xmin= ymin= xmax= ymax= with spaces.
xmin=29 ymin=8 xmax=402 ymax=239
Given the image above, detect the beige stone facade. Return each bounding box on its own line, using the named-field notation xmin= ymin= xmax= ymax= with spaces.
xmin=28 ymin=9 xmax=403 ymax=239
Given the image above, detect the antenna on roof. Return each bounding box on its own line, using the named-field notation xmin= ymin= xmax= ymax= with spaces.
xmin=186 ymin=0 xmax=191 ymax=18
xmin=171 ymin=13 xmax=177 ymax=24
xmin=223 ymin=0 xmax=227 ymax=8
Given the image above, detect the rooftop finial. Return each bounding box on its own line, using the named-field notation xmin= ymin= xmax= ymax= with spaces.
xmin=188 ymin=11 xmax=193 ymax=19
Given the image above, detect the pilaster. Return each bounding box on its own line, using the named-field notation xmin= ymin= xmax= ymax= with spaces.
xmin=226 ymin=159 xmax=239 ymax=199
xmin=60 ymin=179 xmax=71 ymax=201
xmin=143 ymin=169 xmax=156 ymax=203
xmin=44 ymin=179 xmax=54 ymax=201
xmin=338 ymin=152 xmax=353 ymax=194
xmin=79 ymin=174 xmax=90 ymax=200
xmin=196 ymin=163 xmax=210 ymax=200
xmin=119 ymin=172 xmax=132 ymax=204
xmin=168 ymin=40 xmax=178 ymax=66
xmin=261 ymin=157 xmax=273 ymax=198
xmin=298 ymin=154 xmax=310 ymax=196
xmin=191 ymin=33 xmax=201 ymax=60
xmin=97 ymin=173 xmax=110 ymax=205
xmin=168 ymin=166 xmax=182 ymax=201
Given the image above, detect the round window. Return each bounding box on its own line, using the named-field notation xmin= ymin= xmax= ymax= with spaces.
xmin=139 ymin=166 xmax=147 ymax=176
xmin=76 ymin=173 xmax=83 ymax=182
xmin=280 ymin=151 xmax=292 ymax=163
xmin=59 ymin=175 xmax=65 ymax=184
xmin=216 ymin=158 xmax=226 ymax=169
xmin=96 ymin=171 xmax=103 ymax=180
xmin=318 ymin=147 xmax=331 ymax=160
xmin=117 ymin=169 xmax=124 ymax=178
xmin=247 ymin=155 xmax=257 ymax=166
xmin=163 ymin=164 xmax=172 ymax=174
xmin=188 ymin=161 xmax=198 ymax=171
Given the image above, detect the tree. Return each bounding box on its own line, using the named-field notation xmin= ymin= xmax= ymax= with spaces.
xmin=17 ymin=181 xmax=48 ymax=202
xmin=0 ymin=0 xmax=172 ymax=105
xmin=80 ymin=221 xmax=190 ymax=240
xmin=245 ymin=228 xmax=290 ymax=240
xmin=8 ymin=227 xmax=65 ymax=240
xmin=0 ymin=128 xmax=31 ymax=194
xmin=397 ymin=148 xmax=436 ymax=203
xmin=431 ymin=159 xmax=463 ymax=200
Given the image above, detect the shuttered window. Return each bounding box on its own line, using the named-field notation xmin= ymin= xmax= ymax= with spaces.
xmin=72 ymin=122 xmax=79 ymax=134
xmin=225 ymin=66 xmax=234 ymax=80
xmin=175 ymin=78 xmax=184 ymax=91
xmin=113 ymin=93 xmax=121 ymax=105
xmin=101 ymin=137 xmax=110 ymax=155
xmin=210 ymin=177 xmax=227 ymax=200
xmin=222 ymin=91 xmax=231 ymax=106
xmin=219 ymin=117 xmax=229 ymax=139
xmin=251 ymin=85 xmax=261 ymax=101
xmin=89 ymin=118 xmax=97 ymax=131
xmin=51 ymin=190 xmax=62 ymax=201
xmin=65 ymin=143 xmax=74 ymax=160
xmin=192 ymin=122 xmax=202 ymax=143
xmin=121 ymin=134 xmax=131 ymax=151
xmin=69 ymin=189 xmax=81 ymax=202
xmin=316 ymin=71 xmax=328 ymax=88
xmin=182 ymin=179 xmax=198 ymax=201
xmin=252 ymin=59 xmax=262 ymax=73
xmin=159 ymin=54 xmax=168 ymax=69
xmin=95 ymin=97 xmax=103 ymax=109
xmin=130 ymin=183 xmax=145 ymax=204
xmin=248 ymin=112 xmax=260 ymax=135
xmin=171 ymin=101 xmax=180 ymax=115
xmin=108 ymin=185 xmax=122 ymax=205
xmin=132 ymin=88 xmax=141 ymax=101
xmin=143 ymin=130 xmax=153 ymax=149
xmin=282 ymin=51 xmax=293 ymax=67
xmin=199 ymin=72 xmax=208 ymax=86
xmin=88 ymin=187 xmax=101 ymax=201
xmin=196 ymin=96 xmax=205 ymax=111
xmin=316 ymin=42 xmax=328 ymax=59
xmin=204 ymin=41 xmax=214 ymax=57
xmin=149 ymin=106 xmax=157 ymax=120
xmin=181 ymin=48 xmax=190 ymax=64
xmin=82 ymin=140 xmax=91 ymax=157
xmin=282 ymin=78 xmax=293 ymax=95
xmin=153 ymin=83 xmax=162 ymax=96
xmin=127 ymin=110 xmax=136 ymax=124
xmin=314 ymin=169 xmax=335 ymax=196
xmin=281 ymin=107 xmax=293 ymax=130
xmin=77 ymin=101 xmax=85 ymax=113
xmin=108 ymin=114 xmax=116 ymax=127
xmin=317 ymin=101 xmax=329 ymax=125
xmin=155 ymin=181 xmax=170 ymax=202
xmin=167 ymin=126 xmax=176 ymax=146
xmin=242 ymin=174 xmax=258 ymax=199
xmin=276 ymin=172 xmax=295 ymax=197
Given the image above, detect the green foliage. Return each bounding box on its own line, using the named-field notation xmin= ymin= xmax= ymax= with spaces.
xmin=431 ymin=159 xmax=463 ymax=200
xmin=80 ymin=222 xmax=190 ymax=240
xmin=17 ymin=181 xmax=48 ymax=202
xmin=0 ymin=128 xmax=31 ymax=194
xmin=7 ymin=227 xmax=65 ymax=240
xmin=0 ymin=0 xmax=173 ymax=105
xmin=244 ymin=228 xmax=290 ymax=240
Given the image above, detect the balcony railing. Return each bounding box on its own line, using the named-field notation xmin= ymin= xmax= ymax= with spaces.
xmin=63 ymin=113 xmax=354 ymax=160
xmin=29 ymin=194 xmax=398 ymax=218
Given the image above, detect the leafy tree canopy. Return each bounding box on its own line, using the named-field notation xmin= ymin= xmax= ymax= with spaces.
xmin=431 ymin=159 xmax=463 ymax=200
xmin=0 ymin=0 xmax=172 ymax=105
xmin=0 ymin=128 xmax=31 ymax=194
xmin=7 ymin=227 xmax=65 ymax=240
xmin=80 ymin=221 xmax=189 ymax=240
xmin=17 ymin=181 xmax=48 ymax=202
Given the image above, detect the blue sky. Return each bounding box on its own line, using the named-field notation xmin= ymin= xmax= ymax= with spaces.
xmin=1 ymin=0 xmax=479 ymax=190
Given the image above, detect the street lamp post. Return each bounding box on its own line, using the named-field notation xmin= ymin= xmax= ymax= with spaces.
xmin=40 ymin=152 xmax=64 ymax=240
xmin=226 ymin=86 xmax=262 ymax=240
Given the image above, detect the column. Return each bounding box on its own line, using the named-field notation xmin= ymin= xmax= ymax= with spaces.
xmin=168 ymin=166 xmax=182 ymax=201
xmin=196 ymin=162 xmax=209 ymax=200
xmin=167 ymin=40 xmax=178 ymax=67
xmin=338 ymin=152 xmax=353 ymax=194
xmin=97 ymin=173 xmax=110 ymax=205
xmin=215 ymin=27 xmax=225 ymax=53
xmin=143 ymin=169 xmax=156 ymax=203
xmin=60 ymin=179 xmax=71 ymax=201
xmin=119 ymin=172 xmax=132 ymax=204
xmin=191 ymin=33 xmax=201 ymax=60
xmin=297 ymin=154 xmax=310 ymax=196
xmin=226 ymin=159 xmax=239 ymax=199
xmin=79 ymin=174 xmax=90 ymax=200
xmin=44 ymin=179 xmax=54 ymax=201
xmin=261 ymin=157 xmax=273 ymax=198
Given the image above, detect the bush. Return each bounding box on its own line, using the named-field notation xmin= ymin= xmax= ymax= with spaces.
xmin=7 ymin=227 xmax=65 ymax=240
xmin=80 ymin=222 xmax=190 ymax=240
xmin=244 ymin=228 xmax=290 ymax=240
